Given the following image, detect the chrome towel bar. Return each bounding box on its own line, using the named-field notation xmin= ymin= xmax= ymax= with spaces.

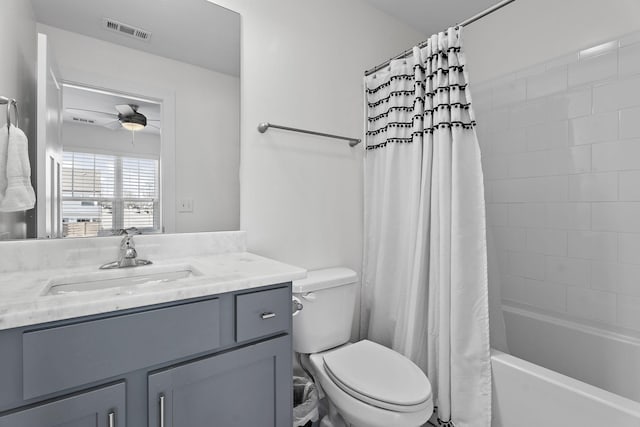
xmin=258 ymin=122 xmax=361 ymax=147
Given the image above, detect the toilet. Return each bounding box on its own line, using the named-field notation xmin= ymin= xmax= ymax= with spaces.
xmin=293 ymin=268 xmax=433 ymax=427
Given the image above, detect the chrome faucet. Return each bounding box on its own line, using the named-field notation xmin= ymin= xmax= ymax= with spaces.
xmin=100 ymin=228 xmax=152 ymax=269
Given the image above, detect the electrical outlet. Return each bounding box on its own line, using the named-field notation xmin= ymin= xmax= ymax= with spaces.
xmin=178 ymin=199 xmax=193 ymax=213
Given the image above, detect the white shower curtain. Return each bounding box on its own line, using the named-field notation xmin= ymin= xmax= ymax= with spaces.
xmin=362 ymin=27 xmax=491 ymax=427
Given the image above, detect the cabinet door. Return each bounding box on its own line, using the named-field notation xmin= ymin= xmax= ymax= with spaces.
xmin=0 ymin=382 xmax=125 ymax=427
xmin=148 ymin=335 xmax=291 ymax=427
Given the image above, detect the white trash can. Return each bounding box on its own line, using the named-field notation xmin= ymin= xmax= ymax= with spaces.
xmin=293 ymin=376 xmax=319 ymax=427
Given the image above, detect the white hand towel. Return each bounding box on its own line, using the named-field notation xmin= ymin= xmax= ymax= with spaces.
xmin=0 ymin=125 xmax=8 ymax=202
xmin=0 ymin=125 xmax=36 ymax=212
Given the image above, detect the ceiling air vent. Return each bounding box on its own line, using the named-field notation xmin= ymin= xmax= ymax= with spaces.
xmin=103 ymin=18 xmax=152 ymax=42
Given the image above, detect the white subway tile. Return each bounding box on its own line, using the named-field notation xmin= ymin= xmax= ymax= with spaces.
xmin=509 ymin=203 xmax=546 ymax=228
xmin=484 ymin=181 xmax=495 ymax=203
xmin=618 ymin=233 xmax=640 ymax=264
xmin=481 ymin=108 xmax=511 ymax=132
xmin=567 ymin=231 xmax=618 ymax=261
xmin=568 ymin=172 xmax=618 ymax=201
xmin=568 ymin=51 xmax=618 ymax=87
xmin=525 ymin=121 xmax=569 ymax=151
xmin=592 ymin=202 xmax=640 ymax=232
xmin=482 ymin=154 xmax=510 ymax=180
xmin=516 ymin=64 xmax=547 ymax=79
xmin=546 ymin=203 xmax=591 ymax=230
xmin=493 ymin=78 xmax=527 ymax=107
xmin=527 ymin=67 xmax=568 ymax=100
xmin=520 ymin=279 xmax=567 ymax=313
xmin=472 ymin=87 xmax=492 ymax=112
xmin=569 ymin=111 xmax=619 ymax=145
xmin=545 ymin=256 xmax=590 ymax=287
xmin=509 ymin=251 xmax=545 ymax=280
xmin=620 ymin=43 xmax=640 ymax=77
xmin=497 ymin=250 xmax=510 ymax=273
xmin=579 ymin=41 xmax=618 ymax=60
xmin=592 ymin=139 xmax=640 ymax=171
xmin=486 ymin=129 xmax=526 ymax=154
xmin=546 ymin=52 xmax=579 ymax=70
xmin=564 ymin=89 xmax=593 ymax=119
xmin=567 ymin=287 xmax=617 ymax=324
xmin=494 ymin=176 xmax=568 ymax=203
xmin=510 ymin=101 xmax=546 ymax=128
xmin=591 ymin=261 xmax=640 ymax=297
xmin=620 ymin=32 xmax=640 ymax=47
xmin=486 ymin=204 xmax=509 ymax=226
xmin=509 ymin=151 xmax=566 ymax=178
xmin=619 ymin=171 xmax=640 ymax=201
xmin=501 ymin=274 xmax=525 ymax=301
xmin=543 ymin=96 xmax=571 ymax=122
xmin=620 ymin=107 xmax=640 ymax=139
xmin=593 ymin=75 xmax=640 ymax=113
xmin=567 ymin=145 xmax=592 ymax=174
xmin=617 ymin=295 xmax=640 ymax=331
xmin=493 ymin=227 xmax=526 ymax=251
xmin=526 ymin=229 xmax=567 ymax=256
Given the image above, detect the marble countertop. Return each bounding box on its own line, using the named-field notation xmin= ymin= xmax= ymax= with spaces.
xmin=0 ymin=252 xmax=307 ymax=331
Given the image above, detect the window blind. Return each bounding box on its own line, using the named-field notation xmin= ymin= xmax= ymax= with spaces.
xmin=62 ymin=151 xmax=159 ymax=237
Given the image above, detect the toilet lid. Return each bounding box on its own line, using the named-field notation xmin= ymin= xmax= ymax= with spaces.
xmin=322 ymin=340 xmax=432 ymax=411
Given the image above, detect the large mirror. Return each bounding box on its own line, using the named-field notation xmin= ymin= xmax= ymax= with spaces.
xmin=0 ymin=0 xmax=240 ymax=240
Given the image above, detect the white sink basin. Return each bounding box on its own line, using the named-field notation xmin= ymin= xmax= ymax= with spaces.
xmin=43 ymin=264 xmax=202 ymax=296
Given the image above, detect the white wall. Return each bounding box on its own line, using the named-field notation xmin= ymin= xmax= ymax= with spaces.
xmin=0 ymin=0 xmax=37 ymax=240
xmin=213 ymin=0 xmax=423 ymax=276
xmin=464 ymin=0 xmax=640 ymax=83
xmin=37 ymin=24 xmax=240 ymax=234
xmin=63 ymin=122 xmax=161 ymax=158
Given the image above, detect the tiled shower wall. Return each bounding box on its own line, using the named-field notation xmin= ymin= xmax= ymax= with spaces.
xmin=473 ymin=31 xmax=640 ymax=335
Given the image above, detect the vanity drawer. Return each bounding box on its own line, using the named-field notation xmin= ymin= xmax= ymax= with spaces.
xmin=22 ymin=298 xmax=220 ymax=400
xmin=235 ymin=286 xmax=290 ymax=342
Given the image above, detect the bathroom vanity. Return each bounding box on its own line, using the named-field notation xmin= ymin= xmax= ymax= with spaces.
xmin=0 ymin=232 xmax=306 ymax=427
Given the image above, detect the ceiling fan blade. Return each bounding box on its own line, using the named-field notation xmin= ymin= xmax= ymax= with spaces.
xmin=66 ymin=108 xmax=117 ymax=119
xmin=104 ymin=120 xmax=123 ymax=130
xmin=147 ymin=119 xmax=160 ymax=122
xmin=115 ymin=104 xmax=135 ymax=116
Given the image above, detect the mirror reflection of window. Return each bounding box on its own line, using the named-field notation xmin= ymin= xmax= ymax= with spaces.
xmin=61 ymin=151 xmax=159 ymax=237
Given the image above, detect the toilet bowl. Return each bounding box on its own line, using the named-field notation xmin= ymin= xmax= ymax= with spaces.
xmin=293 ymin=268 xmax=433 ymax=427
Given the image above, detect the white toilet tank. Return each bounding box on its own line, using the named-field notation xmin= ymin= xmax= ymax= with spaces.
xmin=292 ymin=268 xmax=358 ymax=354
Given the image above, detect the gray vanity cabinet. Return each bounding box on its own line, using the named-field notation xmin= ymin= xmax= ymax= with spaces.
xmin=0 ymin=283 xmax=293 ymax=427
xmin=0 ymin=382 xmax=125 ymax=427
xmin=148 ymin=335 xmax=290 ymax=427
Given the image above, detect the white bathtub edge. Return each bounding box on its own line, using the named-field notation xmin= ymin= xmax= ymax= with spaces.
xmin=491 ymin=349 xmax=640 ymax=419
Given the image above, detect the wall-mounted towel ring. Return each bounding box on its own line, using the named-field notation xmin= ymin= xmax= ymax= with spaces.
xmin=0 ymin=96 xmax=19 ymax=131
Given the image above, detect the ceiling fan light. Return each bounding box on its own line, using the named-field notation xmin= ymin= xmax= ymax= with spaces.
xmin=119 ymin=111 xmax=147 ymax=131
xmin=121 ymin=121 xmax=145 ymax=131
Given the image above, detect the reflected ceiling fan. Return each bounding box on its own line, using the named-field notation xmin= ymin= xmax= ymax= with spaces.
xmin=66 ymin=104 xmax=160 ymax=132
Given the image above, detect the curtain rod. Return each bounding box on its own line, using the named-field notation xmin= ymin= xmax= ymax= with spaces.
xmin=364 ymin=0 xmax=517 ymax=76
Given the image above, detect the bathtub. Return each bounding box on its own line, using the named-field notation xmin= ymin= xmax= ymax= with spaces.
xmin=492 ymin=304 xmax=640 ymax=427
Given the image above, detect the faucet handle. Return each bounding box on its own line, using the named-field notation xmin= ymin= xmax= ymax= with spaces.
xmin=118 ymin=227 xmax=141 ymax=236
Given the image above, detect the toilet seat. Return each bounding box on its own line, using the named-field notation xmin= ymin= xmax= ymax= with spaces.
xmin=322 ymin=340 xmax=432 ymax=413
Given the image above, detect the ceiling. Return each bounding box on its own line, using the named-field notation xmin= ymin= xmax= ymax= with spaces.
xmin=362 ymin=0 xmax=505 ymax=35
xmin=63 ymin=85 xmax=161 ymax=135
xmin=30 ymin=0 xmax=240 ymax=76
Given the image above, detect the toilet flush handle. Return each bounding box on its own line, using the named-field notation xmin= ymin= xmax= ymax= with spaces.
xmin=292 ymin=296 xmax=304 ymax=316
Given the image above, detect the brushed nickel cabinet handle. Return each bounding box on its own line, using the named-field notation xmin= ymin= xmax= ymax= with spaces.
xmin=108 ymin=411 xmax=115 ymax=427
xmin=159 ymin=394 xmax=166 ymax=427
xmin=261 ymin=312 xmax=276 ymax=319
